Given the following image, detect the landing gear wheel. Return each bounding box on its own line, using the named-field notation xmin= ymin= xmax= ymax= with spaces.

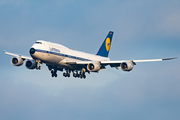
xmin=36 ymin=66 xmax=41 ymax=70
xmin=83 ymin=75 xmax=86 ymax=79
xmin=73 ymin=73 xmax=76 ymax=77
xmin=54 ymin=74 xmax=57 ymax=77
xmin=51 ymin=73 xmax=54 ymax=77
xmin=63 ymin=73 xmax=66 ymax=77
xmin=68 ymin=74 xmax=70 ymax=77
xmin=80 ymin=75 xmax=83 ymax=79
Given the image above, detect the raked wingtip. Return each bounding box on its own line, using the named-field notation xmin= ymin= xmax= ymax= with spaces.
xmin=162 ymin=57 xmax=177 ymax=60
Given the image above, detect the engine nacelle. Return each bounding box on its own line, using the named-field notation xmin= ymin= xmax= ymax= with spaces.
xmin=120 ymin=62 xmax=134 ymax=71
xmin=11 ymin=57 xmax=23 ymax=66
xmin=87 ymin=63 xmax=101 ymax=72
xmin=25 ymin=60 xmax=37 ymax=69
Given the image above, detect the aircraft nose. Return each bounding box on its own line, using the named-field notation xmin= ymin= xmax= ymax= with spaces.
xmin=29 ymin=48 xmax=35 ymax=54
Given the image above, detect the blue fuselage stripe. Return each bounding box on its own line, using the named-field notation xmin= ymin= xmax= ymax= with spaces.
xmin=35 ymin=49 xmax=91 ymax=61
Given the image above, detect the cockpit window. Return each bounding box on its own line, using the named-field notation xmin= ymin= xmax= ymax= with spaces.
xmin=35 ymin=42 xmax=42 ymax=44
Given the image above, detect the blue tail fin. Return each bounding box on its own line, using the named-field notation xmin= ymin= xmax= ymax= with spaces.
xmin=96 ymin=31 xmax=114 ymax=57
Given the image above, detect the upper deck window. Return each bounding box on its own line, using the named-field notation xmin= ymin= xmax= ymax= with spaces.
xmin=35 ymin=42 xmax=42 ymax=44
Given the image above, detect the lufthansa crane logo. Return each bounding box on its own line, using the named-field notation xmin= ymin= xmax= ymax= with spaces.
xmin=105 ymin=37 xmax=111 ymax=51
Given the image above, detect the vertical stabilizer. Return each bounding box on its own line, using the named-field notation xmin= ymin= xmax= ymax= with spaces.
xmin=96 ymin=31 xmax=114 ymax=57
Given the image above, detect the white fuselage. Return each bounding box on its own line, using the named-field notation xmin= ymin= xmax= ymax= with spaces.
xmin=31 ymin=40 xmax=110 ymax=69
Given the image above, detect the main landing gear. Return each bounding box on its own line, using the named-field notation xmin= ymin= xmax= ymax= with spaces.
xmin=51 ymin=69 xmax=57 ymax=77
xmin=72 ymin=71 xmax=86 ymax=79
xmin=48 ymin=66 xmax=88 ymax=79
xmin=63 ymin=69 xmax=70 ymax=77
xmin=62 ymin=69 xmax=86 ymax=79
xmin=63 ymin=72 xmax=70 ymax=77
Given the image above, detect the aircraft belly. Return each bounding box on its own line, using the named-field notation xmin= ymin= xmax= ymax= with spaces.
xmin=32 ymin=52 xmax=63 ymax=64
xmin=32 ymin=51 xmax=85 ymax=70
xmin=47 ymin=54 xmax=63 ymax=64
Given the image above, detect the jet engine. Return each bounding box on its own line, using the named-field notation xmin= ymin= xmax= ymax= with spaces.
xmin=120 ymin=62 xmax=134 ymax=71
xmin=11 ymin=57 xmax=23 ymax=66
xmin=25 ymin=60 xmax=37 ymax=69
xmin=87 ymin=63 xmax=101 ymax=72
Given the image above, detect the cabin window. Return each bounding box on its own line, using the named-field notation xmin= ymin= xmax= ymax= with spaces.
xmin=35 ymin=42 xmax=42 ymax=44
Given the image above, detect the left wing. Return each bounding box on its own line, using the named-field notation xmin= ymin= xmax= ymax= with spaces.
xmin=64 ymin=57 xmax=176 ymax=72
xmin=100 ymin=57 xmax=177 ymax=67
xmin=65 ymin=57 xmax=177 ymax=67
xmin=4 ymin=50 xmax=32 ymax=60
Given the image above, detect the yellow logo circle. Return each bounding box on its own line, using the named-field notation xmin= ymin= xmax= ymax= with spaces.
xmin=105 ymin=38 xmax=111 ymax=51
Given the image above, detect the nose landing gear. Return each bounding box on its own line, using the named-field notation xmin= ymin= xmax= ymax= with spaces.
xmin=36 ymin=60 xmax=41 ymax=70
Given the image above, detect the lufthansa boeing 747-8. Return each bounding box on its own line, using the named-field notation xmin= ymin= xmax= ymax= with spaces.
xmin=4 ymin=31 xmax=176 ymax=79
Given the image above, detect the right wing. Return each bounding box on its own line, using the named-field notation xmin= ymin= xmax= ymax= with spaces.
xmin=4 ymin=50 xmax=32 ymax=60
